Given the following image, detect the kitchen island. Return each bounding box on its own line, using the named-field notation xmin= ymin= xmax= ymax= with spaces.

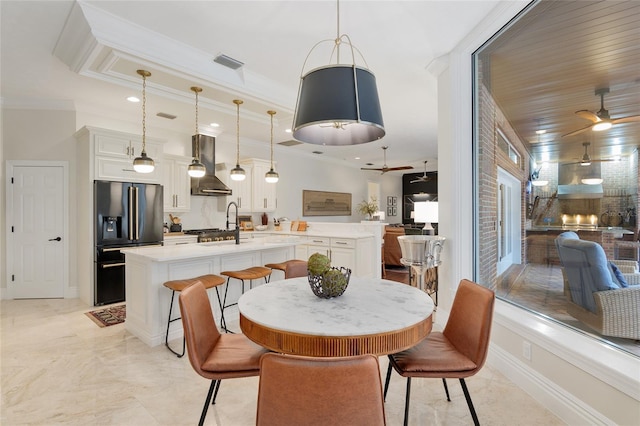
xmin=123 ymin=236 xmax=300 ymax=347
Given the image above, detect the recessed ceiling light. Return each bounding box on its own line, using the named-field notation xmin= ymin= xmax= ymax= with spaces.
xmin=210 ymin=122 xmax=220 ymax=127
xmin=354 ymin=157 xmax=360 ymax=160
xmin=285 ymin=128 xmax=292 ymax=133
xmin=535 ymin=129 xmax=546 ymax=135
xmin=127 ymin=96 xmax=140 ymax=103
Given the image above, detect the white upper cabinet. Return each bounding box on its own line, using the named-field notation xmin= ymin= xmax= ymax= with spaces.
xmin=163 ymin=154 xmax=191 ymax=212
xmin=227 ymin=162 xmax=253 ymax=212
xmin=77 ymin=126 xmax=163 ymax=184
xmin=250 ymin=159 xmax=278 ymax=212
xmin=226 ymin=159 xmax=277 ymax=213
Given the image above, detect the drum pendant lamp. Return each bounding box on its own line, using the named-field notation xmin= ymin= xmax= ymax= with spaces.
xmin=292 ymin=0 xmax=384 ymax=146
xmin=133 ymin=70 xmax=155 ymax=173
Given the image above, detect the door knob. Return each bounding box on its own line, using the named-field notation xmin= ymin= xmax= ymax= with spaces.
xmin=48 ymin=237 xmax=62 ymax=241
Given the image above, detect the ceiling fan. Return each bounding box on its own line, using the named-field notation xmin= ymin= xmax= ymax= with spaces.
xmin=360 ymin=146 xmax=413 ymax=174
xmin=410 ymin=161 xmax=434 ymax=183
xmin=564 ymin=142 xmax=617 ymax=165
xmin=562 ymin=88 xmax=640 ymax=138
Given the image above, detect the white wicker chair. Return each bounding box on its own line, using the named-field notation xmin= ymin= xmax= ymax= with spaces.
xmin=556 ymin=232 xmax=640 ymax=340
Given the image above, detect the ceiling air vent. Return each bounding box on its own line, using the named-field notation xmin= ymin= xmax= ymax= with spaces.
xmin=213 ymin=54 xmax=244 ymax=70
xmin=157 ymin=112 xmax=176 ymax=120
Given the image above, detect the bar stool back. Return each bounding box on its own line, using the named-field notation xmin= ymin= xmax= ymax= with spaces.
xmin=265 ymin=259 xmax=308 ymax=279
xmin=163 ymin=274 xmax=226 ymax=357
xmin=219 ymin=266 xmax=272 ymax=332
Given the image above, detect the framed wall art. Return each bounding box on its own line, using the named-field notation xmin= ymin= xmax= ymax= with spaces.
xmin=302 ymin=190 xmax=352 ymax=216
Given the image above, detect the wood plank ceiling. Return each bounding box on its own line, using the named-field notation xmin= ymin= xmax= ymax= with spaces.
xmin=479 ymin=0 xmax=640 ymax=165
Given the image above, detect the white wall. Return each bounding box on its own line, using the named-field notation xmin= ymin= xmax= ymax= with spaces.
xmin=2 ymin=108 xmax=77 ymax=294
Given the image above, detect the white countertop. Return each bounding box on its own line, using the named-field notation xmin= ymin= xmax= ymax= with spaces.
xmin=122 ymin=235 xmax=301 ymax=262
xmin=247 ymin=229 xmax=374 ymax=239
xmin=238 ymin=277 xmax=433 ymax=336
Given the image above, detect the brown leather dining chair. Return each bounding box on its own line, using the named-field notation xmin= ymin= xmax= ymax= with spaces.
xmin=179 ymin=281 xmax=269 ymax=426
xmin=256 ymin=353 xmax=386 ymax=426
xmin=384 ymin=279 xmax=495 ymax=426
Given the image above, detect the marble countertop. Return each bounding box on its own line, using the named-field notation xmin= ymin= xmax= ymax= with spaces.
xmin=247 ymin=229 xmax=375 ymax=239
xmin=122 ymin=236 xmax=301 ymax=262
xmin=238 ymin=277 xmax=434 ymax=336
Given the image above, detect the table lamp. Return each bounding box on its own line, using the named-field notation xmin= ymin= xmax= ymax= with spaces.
xmin=414 ymin=201 xmax=438 ymax=235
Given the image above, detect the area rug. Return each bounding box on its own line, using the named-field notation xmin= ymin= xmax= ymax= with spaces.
xmin=85 ymin=304 xmax=126 ymax=327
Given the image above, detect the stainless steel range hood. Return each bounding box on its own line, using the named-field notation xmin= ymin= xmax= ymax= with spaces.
xmin=557 ymin=163 xmax=603 ymax=199
xmin=190 ymin=134 xmax=232 ymax=196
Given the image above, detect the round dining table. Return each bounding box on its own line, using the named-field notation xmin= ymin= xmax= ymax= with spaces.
xmin=238 ymin=276 xmax=434 ymax=357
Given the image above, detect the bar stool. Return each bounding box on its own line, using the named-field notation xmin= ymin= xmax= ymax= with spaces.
xmin=163 ymin=274 xmax=226 ymax=357
xmin=265 ymin=259 xmax=308 ymax=279
xmin=219 ymin=266 xmax=272 ymax=332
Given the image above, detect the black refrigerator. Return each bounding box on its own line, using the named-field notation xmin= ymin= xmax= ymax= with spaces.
xmin=94 ymin=180 xmax=163 ymax=306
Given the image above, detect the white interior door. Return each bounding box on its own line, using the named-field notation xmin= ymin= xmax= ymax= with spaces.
xmin=496 ymin=168 xmax=522 ymax=276
xmin=7 ymin=163 xmax=67 ymax=298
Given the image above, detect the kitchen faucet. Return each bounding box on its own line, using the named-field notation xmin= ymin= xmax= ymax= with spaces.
xmin=226 ymin=201 xmax=240 ymax=245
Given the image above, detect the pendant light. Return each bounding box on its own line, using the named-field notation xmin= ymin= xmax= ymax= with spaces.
xmin=292 ymin=0 xmax=384 ymax=146
xmin=265 ymin=110 xmax=279 ymax=183
xmin=133 ymin=70 xmax=155 ymax=173
xmin=230 ymin=99 xmax=246 ymax=181
xmin=187 ymin=86 xmax=206 ymax=178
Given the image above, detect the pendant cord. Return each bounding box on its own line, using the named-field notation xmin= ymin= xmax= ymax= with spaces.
xmin=141 ymin=73 xmax=147 ymax=153
xmin=269 ymin=111 xmax=276 ymax=168
xmin=336 ymin=0 xmax=340 ymax=63
xmin=234 ymin=100 xmax=243 ymax=165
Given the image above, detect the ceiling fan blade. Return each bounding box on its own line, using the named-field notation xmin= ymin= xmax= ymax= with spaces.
xmin=562 ymin=124 xmax=593 ymax=138
xmin=385 ymin=166 xmax=414 ymax=171
xmin=575 ymin=110 xmax=600 ymax=123
xmin=360 ymin=167 xmax=384 ymax=171
xmin=612 ymin=115 xmax=640 ymax=124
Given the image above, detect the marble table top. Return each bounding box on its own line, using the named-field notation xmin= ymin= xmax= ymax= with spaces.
xmin=238 ymin=277 xmax=434 ymax=356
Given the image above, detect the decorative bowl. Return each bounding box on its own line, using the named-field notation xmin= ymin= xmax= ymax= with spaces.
xmin=308 ymin=267 xmax=351 ymax=298
xmin=254 ymin=225 xmax=268 ymax=231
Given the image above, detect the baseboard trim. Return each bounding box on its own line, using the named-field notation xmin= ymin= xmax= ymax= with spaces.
xmin=489 ymin=345 xmax=611 ymax=425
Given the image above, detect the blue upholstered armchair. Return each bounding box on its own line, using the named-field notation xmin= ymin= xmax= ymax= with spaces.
xmin=555 ymin=232 xmax=640 ymax=340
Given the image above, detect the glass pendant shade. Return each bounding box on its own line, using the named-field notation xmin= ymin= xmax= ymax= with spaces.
xmin=134 ymin=69 xmax=154 ymax=173
xmin=230 ymin=164 xmax=246 ymax=181
xmin=187 ymin=159 xmax=206 ymax=178
xmin=592 ymin=121 xmax=612 ymax=131
xmin=133 ymin=151 xmax=155 ymax=173
xmin=265 ymin=168 xmax=279 ymax=183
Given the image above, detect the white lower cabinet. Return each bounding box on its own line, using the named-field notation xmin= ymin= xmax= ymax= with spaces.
xmin=296 ymin=236 xmax=374 ymax=277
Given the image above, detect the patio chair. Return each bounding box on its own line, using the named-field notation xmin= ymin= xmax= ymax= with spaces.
xmin=555 ymin=232 xmax=640 ymax=340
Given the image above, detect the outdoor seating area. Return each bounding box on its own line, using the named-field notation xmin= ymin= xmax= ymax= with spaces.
xmin=555 ymin=232 xmax=640 ymax=340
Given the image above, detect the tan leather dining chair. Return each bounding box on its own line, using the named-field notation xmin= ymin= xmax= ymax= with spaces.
xmin=256 ymin=353 xmax=386 ymax=426
xmin=384 ymin=279 xmax=495 ymax=426
xmin=179 ymin=281 xmax=269 ymax=426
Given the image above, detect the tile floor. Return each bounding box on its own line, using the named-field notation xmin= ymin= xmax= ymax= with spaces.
xmin=1 ymin=296 xmax=564 ymax=425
